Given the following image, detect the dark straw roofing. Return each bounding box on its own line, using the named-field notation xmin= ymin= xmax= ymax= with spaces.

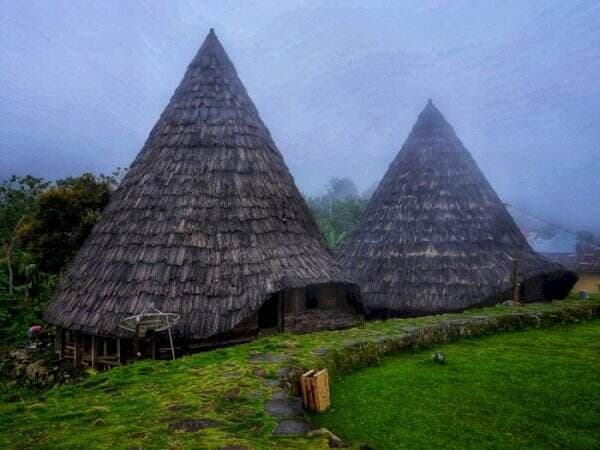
xmin=342 ymin=101 xmax=576 ymax=314
xmin=577 ymin=247 xmax=600 ymax=273
xmin=45 ymin=29 xmax=354 ymax=339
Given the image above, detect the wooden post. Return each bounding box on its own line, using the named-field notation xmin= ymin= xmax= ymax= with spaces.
xmin=57 ymin=327 xmax=63 ymax=360
xmin=133 ymin=323 xmax=140 ymax=359
xmin=277 ymin=291 xmax=284 ymax=331
xmin=91 ymin=335 xmax=96 ymax=369
xmin=300 ymin=369 xmax=330 ymax=412
xmin=73 ymin=331 xmax=78 ymax=365
xmin=167 ymin=316 xmax=175 ymax=360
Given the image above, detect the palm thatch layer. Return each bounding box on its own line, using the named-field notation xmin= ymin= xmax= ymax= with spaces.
xmin=342 ymin=101 xmax=577 ymax=314
xmin=45 ymin=29 xmax=355 ymax=339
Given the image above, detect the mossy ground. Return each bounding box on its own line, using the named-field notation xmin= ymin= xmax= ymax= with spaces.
xmin=312 ymin=319 xmax=600 ymax=449
xmin=1 ymin=296 xmax=598 ymax=449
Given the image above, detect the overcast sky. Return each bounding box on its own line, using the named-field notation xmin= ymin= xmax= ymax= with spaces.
xmin=1 ymin=0 xmax=599 ymax=232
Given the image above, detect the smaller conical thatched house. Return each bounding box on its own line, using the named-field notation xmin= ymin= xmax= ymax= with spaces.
xmin=45 ymin=30 xmax=362 ymax=367
xmin=342 ymin=100 xmax=577 ymax=316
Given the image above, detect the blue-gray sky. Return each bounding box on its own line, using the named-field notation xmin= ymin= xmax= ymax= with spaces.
xmin=1 ymin=0 xmax=599 ymax=233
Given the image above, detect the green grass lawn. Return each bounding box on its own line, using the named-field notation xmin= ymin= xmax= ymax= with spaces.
xmin=0 ymin=298 xmax=598 ymax=449
xmin=312 ymin=320 xmax=600 ymax=449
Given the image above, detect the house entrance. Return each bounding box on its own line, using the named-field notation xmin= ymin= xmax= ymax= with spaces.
xmin=258 ymin=292 xmax=280 ymax=329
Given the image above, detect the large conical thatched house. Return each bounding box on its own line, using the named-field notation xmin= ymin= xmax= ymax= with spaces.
xmin=46 ymin=30 xmax=362 ymax=367
xmin=342 ymin=101 xmax=577 ymax=316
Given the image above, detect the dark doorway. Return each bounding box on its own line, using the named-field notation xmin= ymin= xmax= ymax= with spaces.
xmin=258 ymin=293 xmax=280 ymax=329
xmin=306 ymin=286 xmax=319 ymax=309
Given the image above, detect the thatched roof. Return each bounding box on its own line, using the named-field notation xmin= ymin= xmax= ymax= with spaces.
xmin=541 ymin=252 xmax=577 ymax=271
xmin=342 ymin=100 xmax=576 ymax=313
xmin=45 ymin=29 xmax=354 ymax=339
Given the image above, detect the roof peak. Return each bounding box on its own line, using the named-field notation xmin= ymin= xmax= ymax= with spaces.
xmin=188 ymin=28 xmax=236 ymax=73
xmin=410 ymin=98 xmax=451 ymax=135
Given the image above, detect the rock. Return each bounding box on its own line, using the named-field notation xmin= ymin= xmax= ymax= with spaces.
xmin=169 ymin=419 xmax=222 ymax=432
xmin=272 ymin=419 xmax=312 ymax=435
xmin=270 ymin=390 xmax=289 ymax=400
xmin=313 ymin=348 xmax=330 ymax=356
xmin=398 ymin=326 xmax=422 ymax=334
xmin=26 ymin=360 xmax=48 ymax=381
xmin=248 ymin=353 xmax=285 ymax=363
xmin=266 ymin=397 xmax=304 ymax=417
xmin=166 ymin=403 xmax=188 ymax=412
xmin=251 ymin=367 xmax=268 ymax=378
xmin=248 ymin=390 xmax=262 ymax=401
xmin=262 ymin=379 xmax=282 ymax=388
xmin=222 ymin=387 xmax=241 ymax=401
xmin=308 ymin=428 xmax=348 ymax=448
xmin=276 ymin=367 xmax=297 ymax=379
xmin=222 ymin=370 xmax=241 ymax=378
xmin=498 ymin=300 xmax=522 ymax=307
xmin=431 ymin=351 xmax=446 ymax=365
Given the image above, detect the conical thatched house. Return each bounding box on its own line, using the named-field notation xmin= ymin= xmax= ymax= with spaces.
xmin=342 ymin=101 xmax=577 ymax=316
xmin=45 ymin=30 xmax=362 ymax=367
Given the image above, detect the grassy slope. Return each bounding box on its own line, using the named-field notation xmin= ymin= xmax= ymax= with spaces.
xmin=312 ymin=320 xmax=600 ymax=449
xmin=1 ymin=297 xmax=599 ymax=449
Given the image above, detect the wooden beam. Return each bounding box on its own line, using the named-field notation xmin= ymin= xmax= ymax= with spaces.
xmin=116 ymin=338 xmax=121 ymax=364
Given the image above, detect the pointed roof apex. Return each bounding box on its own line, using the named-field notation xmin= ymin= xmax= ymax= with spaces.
xmin=189 ymin=28 xmax=236 ymax=74
xmin=411 ymin=98 xmax=450 ymax=134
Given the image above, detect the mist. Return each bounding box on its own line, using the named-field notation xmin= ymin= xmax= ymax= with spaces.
xmin=1 ymin=0 xmax=599 ymax=233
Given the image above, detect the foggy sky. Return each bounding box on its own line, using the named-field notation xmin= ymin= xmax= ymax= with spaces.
xmin=1 ymin=0 xmax=599 ymax=232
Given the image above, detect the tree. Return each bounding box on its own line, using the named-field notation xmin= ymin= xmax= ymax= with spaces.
xmin=306 ymin=179 xmax=367 ymax=251
xmin=0 ymin=176 xmax=50 ymax=295
xmin=19 ymin=173 xmax=112 ymax=273
xmin=325 ymin=177 xmax=359 ymax=202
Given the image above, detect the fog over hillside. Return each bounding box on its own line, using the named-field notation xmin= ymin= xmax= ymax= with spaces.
xmin=1 ymin=0 xmax=599 ymax=232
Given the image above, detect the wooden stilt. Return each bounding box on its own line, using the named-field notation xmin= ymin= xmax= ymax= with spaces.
xmin=133 ymin=324 xmax=140 ymax=359
xmin=167 ymin=316 xmax=175 ymax=360
xmin=117 ymin=338 xmax=121 ymax=364
xmin=57 ymin=327 xmax=64 ymax=360
xmin=277 ymin=291 xmax=284 ymax=331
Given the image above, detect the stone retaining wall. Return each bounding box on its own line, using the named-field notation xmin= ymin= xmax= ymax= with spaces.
xmin=279 ymin=303 xmax=600 ymax=396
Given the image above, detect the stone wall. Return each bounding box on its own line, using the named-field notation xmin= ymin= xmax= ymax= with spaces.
xmin=284 ymin=288 xmax=306 ymax=314
xmin=283 ymin=309 xmax=363 ymax=334
xmin=317 ymin=284 xmax=337 ymax=309
xmin=273 ymin=302 xmax=600 ymax=400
